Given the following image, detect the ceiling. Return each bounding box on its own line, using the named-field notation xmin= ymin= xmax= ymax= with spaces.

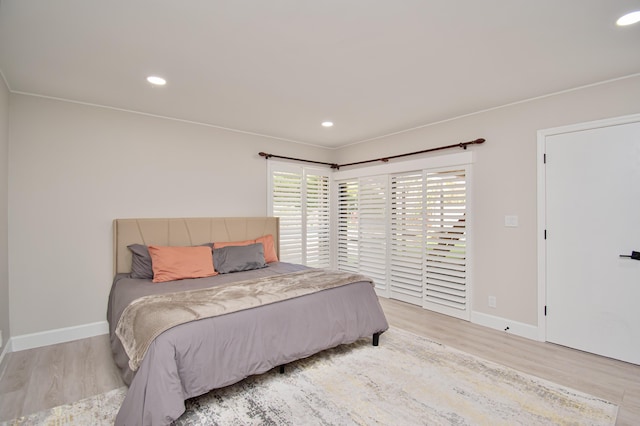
xmin=1 ymin=1 xmax=639 ymax=149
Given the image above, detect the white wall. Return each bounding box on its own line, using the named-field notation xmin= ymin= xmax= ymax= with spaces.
xmin=336 ymin=74 xmax=640 ymax=328
xmin=7 ymin=94 xmax=332 ymax=336
xmin=0 ymin=76 xmax=9 ymax=352
xmin=6 ymin=74 xmax=640 ymax=341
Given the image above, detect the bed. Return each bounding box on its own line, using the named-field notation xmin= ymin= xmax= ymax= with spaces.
xmin=107 ymin=217 xmax=389 ymax=426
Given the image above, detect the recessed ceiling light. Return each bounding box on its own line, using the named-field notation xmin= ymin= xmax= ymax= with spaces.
xmin=147 ymin=76 xmax=167 ymax=86
xmin=616 ymin=11 xmax=640 ymax=26
xmin=321 ymin=121 xmax=334 ymax=127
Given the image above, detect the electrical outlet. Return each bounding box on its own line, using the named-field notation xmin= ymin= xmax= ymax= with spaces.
xmin=488 ymin=296 xmax=497 ymax=308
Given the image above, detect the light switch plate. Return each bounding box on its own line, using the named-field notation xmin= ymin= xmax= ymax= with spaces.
xmin=504 ymin=215 xmax=519 ymax=227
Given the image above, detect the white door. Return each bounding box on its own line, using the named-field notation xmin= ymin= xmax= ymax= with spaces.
xmin=545 ymin=119 xmax=640 ymax=365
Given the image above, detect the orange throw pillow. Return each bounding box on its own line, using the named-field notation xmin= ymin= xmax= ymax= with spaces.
xmin=255 ymin=234 xmax=279 ymax=263
xmin=148 ymin=245 xmax=217 ymax=283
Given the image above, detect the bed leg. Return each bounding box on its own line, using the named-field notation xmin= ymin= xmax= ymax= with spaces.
xmin=372 ymin=332 xmax=380 ymax=346
xmin=278 ymin=365 xmax=285 ymax=374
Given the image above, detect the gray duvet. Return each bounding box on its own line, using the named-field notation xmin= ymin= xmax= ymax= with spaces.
xmin=107 ymin=262 xmax=389 ymax=426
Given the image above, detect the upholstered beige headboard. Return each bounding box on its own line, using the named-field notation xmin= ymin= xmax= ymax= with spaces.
xmin=113 ymin=217 xmax=280 ymax=275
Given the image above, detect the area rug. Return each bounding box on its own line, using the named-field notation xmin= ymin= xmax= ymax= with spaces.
xmin=2 ymin=327 xmax=617 ymax=425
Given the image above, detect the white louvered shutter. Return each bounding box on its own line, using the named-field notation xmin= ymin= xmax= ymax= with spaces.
xmin=271 ymin=169 xmax=304 ymax=264
xmin=269 ymin=165 xmax=331 ymax=267
xmin=424 ymin=168 xmax=468 ymax=320
xmin=305 ymin=172 xmax=331 ymax=268
xmin=389 ymin=172 xmax=425 ymax=305
xmin=332 ymin=155 xmax=472 ymax=321
xmin=357 ymin=176 xmax=388 ymax=292
xmin=337 ymin=180 xmax=359 ymax=273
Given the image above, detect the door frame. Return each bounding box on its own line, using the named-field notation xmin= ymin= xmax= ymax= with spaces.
xmin=536 ymin=112 xmax=640 ymax=342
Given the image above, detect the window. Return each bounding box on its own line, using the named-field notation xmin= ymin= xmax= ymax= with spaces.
xmin=389 ymin=172 xmax=424 ymax=304
xmin=334 ymin=153 xmax=472 ymax=320
xmin=337 ymin=180 xmax=359 ymax=273
xmin=424 ymin=168 xmax=468 ymax=317
xmin=268 ymin=162 xmax=330 ymax=268
xmin=336 ymin=176 xmax=387 ymax=291
xmin=268 ymin=153 xmax=472 ymax=320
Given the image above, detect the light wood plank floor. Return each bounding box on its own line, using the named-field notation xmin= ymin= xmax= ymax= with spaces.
xmin=0 ymin=298 xmax=638 ymax=424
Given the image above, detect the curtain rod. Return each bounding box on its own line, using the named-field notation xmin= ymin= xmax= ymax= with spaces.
xmin=259 ymin=137 xmax=485 ymax=170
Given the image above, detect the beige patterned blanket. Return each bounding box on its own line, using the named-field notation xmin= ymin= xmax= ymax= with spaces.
xmin=115 ymin=269 xmax=373 ymax=371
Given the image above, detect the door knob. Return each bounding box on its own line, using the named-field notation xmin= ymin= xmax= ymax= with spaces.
xmin=619 ymin=251 xmax=640 ymax=260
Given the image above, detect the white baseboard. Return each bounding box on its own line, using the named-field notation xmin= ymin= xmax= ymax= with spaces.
xmin=10 ymin=321 xmax=109 ymax=352
xmin=471 ymin=311 xmax=541 ymax=341
xmin=1 ymin=313 xmax=538 ymax=356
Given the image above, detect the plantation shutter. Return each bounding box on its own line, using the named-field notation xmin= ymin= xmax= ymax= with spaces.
xmin=337 ymin=180 xmax=359 ymax=273
xmin=389 ymin=172 xmax=424 ymax=305
xmin=305 ymin=172 xmax=331 ymax=268
xmin=334 ymin=157 xmax=471 ymax=321
xmin=271 ymin=169 xmax=304 ymax=263
xmin=424 ymin=168 xmax=468 ymax=319
xmin=269 ymin=164 xmax=331 ymax=267
xmin=357 ymin=176 xmax=388 ymax=291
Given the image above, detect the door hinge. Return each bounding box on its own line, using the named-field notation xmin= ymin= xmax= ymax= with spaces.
xmin=544 ymin=305 xmax=547 ymax=316
xmin=544 ymin=229 xmax=547 ymax=239
xmin=543 ymin=153 xmax=546 ymax=164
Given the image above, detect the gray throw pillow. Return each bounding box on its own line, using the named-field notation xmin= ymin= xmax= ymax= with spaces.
xmin=128 ymin=244 xmax=153 ymax=279
xmin=213 ymin=243 xmax=267 ymax=274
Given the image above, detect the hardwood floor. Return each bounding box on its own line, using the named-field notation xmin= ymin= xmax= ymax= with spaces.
xmin=379 ymin=298 xmax=640 ymax=425
xmin=0 ymin=334 xmax=124 ymax=422
xmin=0 ymin=298 xmax=638 ymax=424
